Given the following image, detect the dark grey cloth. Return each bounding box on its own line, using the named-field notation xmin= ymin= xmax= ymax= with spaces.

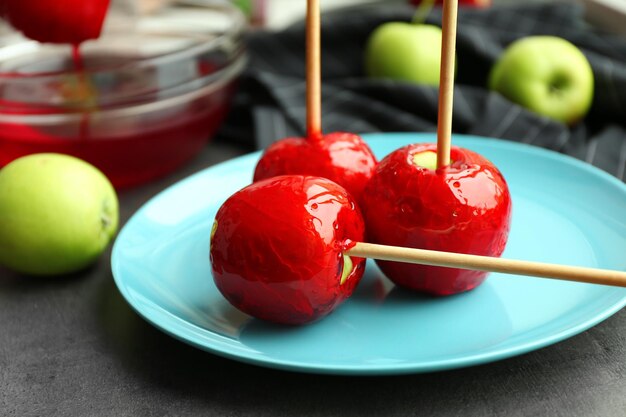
xmin=220 ymin=2 xmax=626 ymax=182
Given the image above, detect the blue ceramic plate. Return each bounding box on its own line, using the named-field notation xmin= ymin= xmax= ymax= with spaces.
xmin=111 ymin=133 xmax=626 ymax=375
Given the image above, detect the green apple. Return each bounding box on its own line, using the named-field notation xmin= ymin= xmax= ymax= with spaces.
xmin=488 ymin=36 xmax=594 ymax=125
xmin=0 ymin=153 xmax=119 ymax=275
xmin=365 ymin=22 xmax=443 ymax=86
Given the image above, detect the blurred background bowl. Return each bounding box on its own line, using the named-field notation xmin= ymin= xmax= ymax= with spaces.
xmin=0 ymin=0 xmax=247 ymax=188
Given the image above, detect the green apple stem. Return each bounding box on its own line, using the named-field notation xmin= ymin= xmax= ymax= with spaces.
xmin=306 ymin=0 xmax=322 ymax=140
xmin=436 ymin=0 xmax=458 ymax=168
xmin=412 ymin=0 xmax=436 ymax=25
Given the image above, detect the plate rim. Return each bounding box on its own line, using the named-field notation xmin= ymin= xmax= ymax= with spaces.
xmin=111 ymin=133 xmax=626 ymax=375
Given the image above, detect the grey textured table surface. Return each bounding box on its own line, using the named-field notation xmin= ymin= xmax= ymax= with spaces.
xmin=1 ymin=139 xmax=625 ymax=417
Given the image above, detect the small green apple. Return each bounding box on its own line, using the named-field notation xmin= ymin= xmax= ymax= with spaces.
xmin=365 ymin=23 xmax=443 ymax=86
xmin=488 ymin=36 xmax=594 ymax=125
xmin=0 ymin=153 xmax=119 ymax=276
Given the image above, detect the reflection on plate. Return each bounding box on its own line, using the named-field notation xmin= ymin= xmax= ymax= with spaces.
xmin=111 ymin=133 xmax=626 ymax=375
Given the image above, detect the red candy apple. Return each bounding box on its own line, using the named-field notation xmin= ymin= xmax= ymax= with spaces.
xmin=362 ymin=143 xmax=512 ymax=295
xmin=210 ymin=175 xmax=366 ymax=325
xmin=2 ymin=0 xmax=110 ymax=44
xmin=253 ymin=0 xmax=377 ymax=203
xmin=253 ymin=132 xmax=377 ymax=204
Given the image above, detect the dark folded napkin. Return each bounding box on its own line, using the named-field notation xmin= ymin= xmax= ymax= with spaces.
xmin=219 ymin=3 xmax=626 ymax=182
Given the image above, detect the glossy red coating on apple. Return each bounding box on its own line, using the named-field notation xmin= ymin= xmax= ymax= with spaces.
xmin=210 ymin=175 xmax=366 ymax=325
xmin=1 ymin=0 xmax=110 ymax=44
xmin=362 ymin=143 xmax=512 ymax=295
xmin=253 ymin=132 xmax=378 ymax=204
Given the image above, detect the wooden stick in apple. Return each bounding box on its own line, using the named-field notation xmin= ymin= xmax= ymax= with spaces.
xmin=306 ymin=0 xmax=322 ymax=140
xmin=436 ymin=0 xmax=458 ymax=168
xmin=361 ymin=3 xmax=479 ymax=296
xmin=345 ymin=242 xmax=626 ymax=288
xmin=253 ymin=0 xmax=378 ymax=203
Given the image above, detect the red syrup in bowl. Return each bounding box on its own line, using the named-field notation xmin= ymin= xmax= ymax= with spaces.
xmin=0 ymin=1 xmax=244 ymax=188
xmin=0 ymin=44 xmax=240 ymax=188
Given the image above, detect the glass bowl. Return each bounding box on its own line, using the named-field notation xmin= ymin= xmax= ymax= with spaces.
xmin=0 ymin=0 xmax=246 ymax=188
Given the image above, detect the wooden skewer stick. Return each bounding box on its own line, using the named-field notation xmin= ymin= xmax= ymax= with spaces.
xmin=306 ymin=0 xmax=322 ymax=140
xmin=436 ymin=0 xmax=458 ymax=168
xmin=346 ymin=242 xmax=626 ymax=288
